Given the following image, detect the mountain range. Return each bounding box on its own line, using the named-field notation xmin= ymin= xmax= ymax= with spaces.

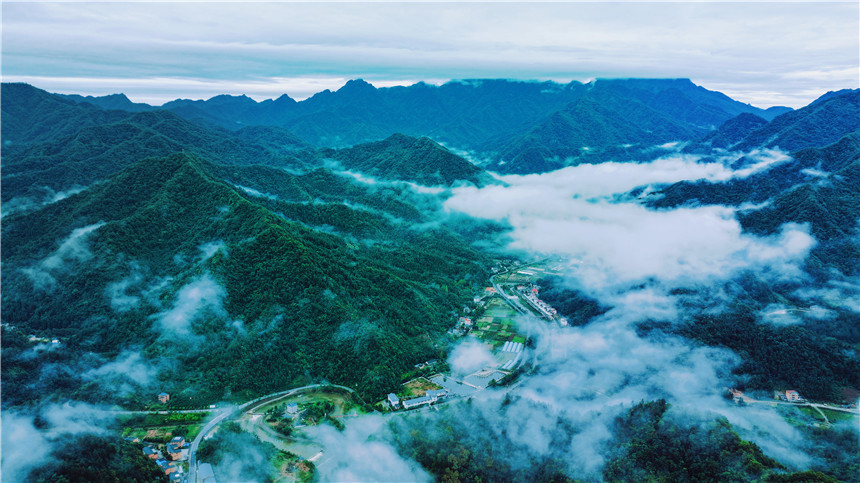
xmin=2 ymin=78 xmax=859 ymax=481
xmin=56 ymin=78 xmax=794 ymax=172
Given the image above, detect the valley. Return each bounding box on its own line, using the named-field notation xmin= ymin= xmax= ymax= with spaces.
xmin=2 ymin=79 xmax=859 ymax=482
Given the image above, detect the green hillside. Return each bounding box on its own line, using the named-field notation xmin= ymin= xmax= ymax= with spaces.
xmin=2 ymin=152 xmax=490 ymax=406
xmin=323 ymin=133 xmax=490 ymax=186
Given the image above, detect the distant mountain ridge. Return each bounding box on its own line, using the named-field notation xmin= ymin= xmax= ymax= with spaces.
xmin=1 ymin=84 xmax=490 ymax=209
xmin=51 ymin=78 xmax=791 ymax=172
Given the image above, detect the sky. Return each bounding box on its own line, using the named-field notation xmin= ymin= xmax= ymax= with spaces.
xmin=1 ymin=1 xmax=858 ymax=108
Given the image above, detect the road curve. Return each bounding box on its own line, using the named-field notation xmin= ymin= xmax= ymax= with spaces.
xmin=186 ymin=384 xmax=360 ymax=482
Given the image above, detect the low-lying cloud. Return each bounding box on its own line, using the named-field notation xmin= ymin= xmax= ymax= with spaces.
xmin=83 ymin=350 xmax=159 ymax=393
xmin=151 ymin=274 xmax=227 ymax=336
xmin=21 ymin=222 xmax=106 ymax=291
xmin=399 ymin=299 xmax=815 ymax=478
xmin=392 ymin=152 xmax=829 ymax=477
xmin=1 ymin=186 xmax=87 ymax=219
xmin=1 ymin=402 xmax=115 ymax=481
xmin=198 ymin=240 xmax=227 ymax=262
xmin=444 ymin=155 xmax=814 ymax=294
xmin=315 ymin=415 xmax=432 ymax=483
xmin=448 ymin=338 xmax=496 ymax=376
xmin=105 ymin=262 xmax=145 ymax=311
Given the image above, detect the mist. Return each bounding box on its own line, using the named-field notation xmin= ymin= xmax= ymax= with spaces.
xmin=367 ymin=149 xmax=840 ymax=477
xmin=151 ymin=273 xmax=227 ymax=336
xmin=1 ymin=402 xmax=116 ymax=481
xmin=445 ymin=152 xmax=815 ymax=296
xmin=315 ymin=416 xmax=432 ymax=482
xmin=22 ymin=222 xmax=106 ymax=291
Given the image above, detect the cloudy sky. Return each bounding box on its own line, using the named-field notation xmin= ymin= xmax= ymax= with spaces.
xmin=2 ymin=1 xmax=857 ymax=107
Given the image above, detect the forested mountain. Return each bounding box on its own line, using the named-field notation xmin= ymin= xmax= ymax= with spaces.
xmin=1 ymin=84 xmax=498 ymax=408
xmin=3 ymin=80 xmax=859 ymax=483
xmin=57 ymin=92 xmax=153 ymax=112
xmin=322 ymin=133 xmax=492 ymax=186
xmin=56 ymin=78 xmax=787 ymax=163
xmin=734 ymin=89 xmax=860 ymax=152
xmin=1 ymin=83 xmax=129 ymax=146
xmin=1 ymin=151 xmax=491 ymax=406
xmin=1 ymin=109 xmax=313 ymax=205
xmin=655 ymin=132 xmax=860 ymax=209
xmin=637 ymin=90 xmax=860 ymax=401
xmin=684 ymin=89 xmax=860 ymax=155
xmin=697 ymin=112 xmax=769 ymax=150
xmin=1 ymin=85 xmax=486 ymax=214
xmin=486 ymin=78 xmax=789 ymax=173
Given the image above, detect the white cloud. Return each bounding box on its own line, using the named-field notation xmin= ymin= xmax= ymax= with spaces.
xmin=315 ymin=415 xmax=432 ymax=483
xmin=0 ymin=412 xmax=52 ymax=482
xmin=22 ymin=222 xmax=105 ymax=291
xmin=106 ymin=263 xmax=144 ymax=311
xmin=445 ymin=159 xmax=815 ymax=294
xmin=795 ymin=279 xmax=860 ymax=313
xmin=84 ymin=350 xmax=157 ymax=388
xmin=448 ymin=338 xmax=496 ymax=376
xmin=151 ymin=274 xmax=227 ymax=336
xmin=198 ymin=241 xmax=226 ymax=261
xmin=2 ymin=2 xmax=856 ymax=106
xmin=0 ymin=402 xmax=117 ymax=481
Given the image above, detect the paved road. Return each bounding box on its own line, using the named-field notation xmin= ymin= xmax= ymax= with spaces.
xmin=187 ymin=407 xmax=233 ymax=483
xmin=490 ymin=273 xmax=529 ymax=315
xmin=489 ymin=259 xmax=552 ymax=317
xmin=734 ymin=392 xmax=859 ymax=420
xmin=186 ymin=384 xmax=360 ymax=482
xmin=109 ymin=408 xmax=217 ymax=415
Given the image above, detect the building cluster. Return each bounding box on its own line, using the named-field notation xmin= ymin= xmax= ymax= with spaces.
xmin=520 ymin=288 xmax=558 ymax=319
xmin=141 ymin=437 xmax=187 ymax=482
xmin=449 ymin=316 xmax=474 ymax=336
xmin=388 ymin=389 xmax=448 ymax=411
xmin=413 ymin=359 xmax=439 ymax=370
xmin=774 ymin=389 xmax=805 ymax=402
xmin=514 ymin=285 xmax=568 ymax=326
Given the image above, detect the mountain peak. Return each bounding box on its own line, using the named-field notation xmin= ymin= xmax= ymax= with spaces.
xmin=328 ymin=132 xmax=485 ymax=186
xmin=811 ymin=88 xmax=859 ymax=106
xmin=205 ymin=93 xmax=257 ymax=105
xmin=273 ymin=93 xmax=297 ymax=104
xmin=337 ymin=79 xmax=377 ymax=94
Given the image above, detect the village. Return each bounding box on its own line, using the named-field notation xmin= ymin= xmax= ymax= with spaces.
xmin=385 ymin=258 xmax=568 ymax=412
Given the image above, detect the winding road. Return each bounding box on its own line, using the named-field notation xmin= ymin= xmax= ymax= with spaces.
xmin=186 ymin=384 xmax=359 ymax=483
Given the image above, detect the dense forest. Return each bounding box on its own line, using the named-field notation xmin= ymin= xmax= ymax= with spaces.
xmin=1 ymin=151 xmax=493 ymax=406
xmin=2 ymin=81 xmax=859 ymax=482
xmin=389 ymin=398 xmax=850 ymax=483
xmin=26 ymin=434 xmax=167 ymax=483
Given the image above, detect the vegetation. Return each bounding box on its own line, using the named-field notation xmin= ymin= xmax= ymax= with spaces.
xmin=675 ymin=307 xmax=860 ymax=401
xmin=1 ymin=152 xmax=490 ymax=406
xmin=604 ymin=400 xmax=784 ymax=482
xmin=27 ymin=434 xmax=166 ymax=483
xmin=3 ymin=81 xmax=859 ymax=481
xmin=196 ymin=421 xmax=293 ymax=483
xmin=535 ymin=277 xmax=608 ymax=326
xmin=323 ymin=133 xmax=490 ymax=186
